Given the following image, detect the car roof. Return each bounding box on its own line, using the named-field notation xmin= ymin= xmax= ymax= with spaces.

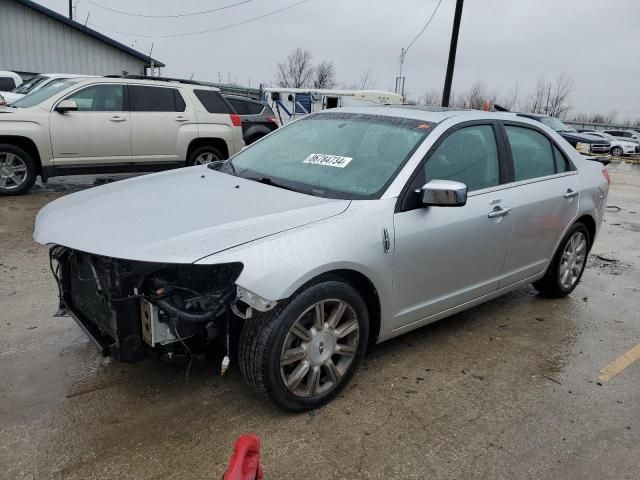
xmin=63 ymin=77 xmax=221 ymax=91
xmin=324 ymin=105 xmax=540 ymax=126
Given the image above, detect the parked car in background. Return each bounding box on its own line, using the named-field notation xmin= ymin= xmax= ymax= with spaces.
xmin=516 ymin=113 xmax=611 ymax=160
xmin=0 ymin=71 xmax=23 ymax=101
xmin=35 ymin=107 xmax=609 ymax=410
xmin=0 ymin=73 xmax=93 ymax=105
xmin=0 ymin=76 xmax=244 ymax=195
xmin=577 ymin=130 xmax=639 ymax=156
xmin=223 ymin=94 xmax=279 ymax=145
xmin=603 ymin=129 xmax=640 ymax=145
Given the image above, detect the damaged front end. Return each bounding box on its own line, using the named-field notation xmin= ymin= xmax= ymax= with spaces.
xmin=50 ymin=246 xmax=244 ymax=362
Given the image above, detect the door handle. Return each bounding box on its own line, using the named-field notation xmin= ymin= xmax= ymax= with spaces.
xmin=175 ymin=116 xmax=188 ymax=122
xmin=488 ymin=207 xmax=511 ymax=218
xmin=563 ymin=189 xmax=578 ymax=199
xmin=109 ymin=116 xmax=126 ymax=122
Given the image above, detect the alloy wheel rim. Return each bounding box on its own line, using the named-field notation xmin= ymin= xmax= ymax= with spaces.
xmin=0 ymin=152 xmax=28 ymax=190
xmin=559 ymin=231 xmax=587 ymax=289
xmin=280 ymin=299 xmax=359 ymax=398
xmin=613 ymin=147 xmax=622 ymax=156
xmin=194 ymin=152 xmax=219 ymax=165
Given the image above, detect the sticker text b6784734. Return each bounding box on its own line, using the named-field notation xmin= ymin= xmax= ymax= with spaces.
xmin=303 ymin=153 xmax=353 ymax=168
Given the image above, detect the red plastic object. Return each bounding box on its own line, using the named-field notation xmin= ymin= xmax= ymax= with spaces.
xmin=223 ymin=435 xmax=264 ymax=480
xmin=230 ymin=114 xmax=242 ymax=127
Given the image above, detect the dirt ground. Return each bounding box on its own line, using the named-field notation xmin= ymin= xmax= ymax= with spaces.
xmin=1 ymin=164 xmax=639 ymax=479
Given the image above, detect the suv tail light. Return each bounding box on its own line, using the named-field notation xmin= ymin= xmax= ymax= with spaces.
xmin=230 ymin=114 xmax=242 ymax=127
xmin=602 ymin=168 xmax=610 ymax=184
xmin=266 ymin=116 xmax=279 ymax=125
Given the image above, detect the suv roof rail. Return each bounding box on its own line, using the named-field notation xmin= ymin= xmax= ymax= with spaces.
xmin=123 ymin=75 xmax=205 ymax=86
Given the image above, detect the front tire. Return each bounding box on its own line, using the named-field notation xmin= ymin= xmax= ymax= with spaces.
xmin=611 ymin=146 xmax=623 ymax=157
xmin=534 ymin=222 xmax=590 ymax=298
xmin=0 ymin=144 xmax=37 ymax=195
xmin=186 ymin=146 xmax=224 ymax=166
xmin=238 ymin=280 xmax=369 ymax=411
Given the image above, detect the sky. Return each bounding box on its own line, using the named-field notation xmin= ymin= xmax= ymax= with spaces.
xmin=38 ymin=0 xmax=639 ymax=119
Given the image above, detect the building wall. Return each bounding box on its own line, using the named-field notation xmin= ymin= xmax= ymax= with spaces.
xmin=0 ymin=0 xmax=147 ymax=76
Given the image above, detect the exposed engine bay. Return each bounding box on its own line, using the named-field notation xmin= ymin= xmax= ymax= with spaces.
xmin=50 ymin=246 xmax=247 ymax=363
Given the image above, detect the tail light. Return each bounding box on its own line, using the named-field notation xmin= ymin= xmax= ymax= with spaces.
xmin=230 ymin=114 xmax=241 ymax=127
xmin=602 ymin=168 xmax=610 ymax=184
xmin=266 ymin=116 xmax=279 ymax=126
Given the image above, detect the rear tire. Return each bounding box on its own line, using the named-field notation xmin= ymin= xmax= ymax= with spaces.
xmin=238 ymin=280 xmax=369 ymax=411
xmin=186 ymin=146 xmax=224 ymax=166
xmin=0 ymin=144 xmax=37 ymax=196
xmin=534 ymin=222 xmax=590 ymax=298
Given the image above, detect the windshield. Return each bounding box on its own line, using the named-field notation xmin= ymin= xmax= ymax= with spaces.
xmin=12 ymin=75 xmax=49 ymax=94
xmin=11 ymin=78 xmax=83 ymax=108
xmin=220 ymin=113 xmax=433 ymax=199
xmin=538 ymin=116 xmax=576 ymax=133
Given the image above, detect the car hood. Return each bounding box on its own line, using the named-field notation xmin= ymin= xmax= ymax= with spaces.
xmin=561 ymin=131 xmax=610 ymax=145
xmin=34 ymin=167 xmax=350 ymax=263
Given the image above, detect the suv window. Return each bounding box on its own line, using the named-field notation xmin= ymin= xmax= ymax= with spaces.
xmin=425 ymin=125 xmax=500 ymax=191
xmin=194 ymin=89 xmax=234 ymax=114
xmin=129 ymin=85 xmax=185 ymax=112
xmin=226 ymin=98 xmax=248 ymax=115
xmin=505 ymin=126 xmax=556 ymax=181
xmin=244 ymin=101 xmax=264 ymax=115
xmin=65 ymin=84 xmax=124 ymax=111
xmin=0 ymin=77 xmax=17 ymax=91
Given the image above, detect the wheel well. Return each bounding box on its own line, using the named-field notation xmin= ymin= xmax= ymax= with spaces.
xmin=186 ymin=138 xmax=229 ymax=162
xmin=576 ymin=214 xmax=596 ymax=249
xmin=313 ymin=269 xmax=381 ymax=350
xmin=0 ymin=136 xmax=42 ymax=174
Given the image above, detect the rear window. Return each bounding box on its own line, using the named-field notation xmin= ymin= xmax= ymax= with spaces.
xmin=129 ymin=85 xmax=185 ymax=112
xmin=0 ymin=77 xmax=17 ymax=91
xmin=194 ymin=89 xmax=234 ymax=114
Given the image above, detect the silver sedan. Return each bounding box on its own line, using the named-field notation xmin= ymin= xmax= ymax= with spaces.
xmin=35 ymin=107 xmax=610 ymax=410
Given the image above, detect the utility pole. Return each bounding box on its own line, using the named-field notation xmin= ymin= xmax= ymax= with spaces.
xmin=441 ymin=0 xmax=464 ymax=107
xmin=68 ymin=0 xmax=73 ymax=19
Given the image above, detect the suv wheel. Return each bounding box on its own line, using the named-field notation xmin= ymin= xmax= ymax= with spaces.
xmin=0 ymin=144 xmax=37 ymax=196
xmin=187 ymin=146 xmax=224 ymax=166
xmin=611 ymin=146 xmax=623 ymax=157
xmin=239 ymin=280 xmax=369 ymax=411
xmin=534 ymin=222 xmax=590 ymax=298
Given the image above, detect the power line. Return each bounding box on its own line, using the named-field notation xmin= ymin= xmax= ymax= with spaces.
xmin=84 ymin=0 xmax=252 ymax=18
xmin=87 ymin=0 xmax=310 ymax=38
xmin=405 ymin=0 xmax=444 ymax=54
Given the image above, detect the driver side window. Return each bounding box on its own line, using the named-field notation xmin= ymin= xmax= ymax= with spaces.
xmin=64 ymin=84 xmax=124 ymax=112
xmin=425 ymin=125 xmax=500 ymax=191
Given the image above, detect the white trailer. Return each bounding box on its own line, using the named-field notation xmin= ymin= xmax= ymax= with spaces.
xmin=262 ymin=87 xmax=403 ymax=124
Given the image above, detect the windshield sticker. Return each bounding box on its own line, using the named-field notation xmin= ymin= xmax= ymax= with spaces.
xmin=303 ymin=153 xmax=353 ymax=168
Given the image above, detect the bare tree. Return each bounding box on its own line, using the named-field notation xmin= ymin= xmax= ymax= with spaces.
xmin=547 ymin=74 xmax=574 ymax=118
xmin=276 ymin=48 xmax=314 ymax=88
xmin=313 ymin=60 xmax=336 ymax=89
xmin=421 ymin=90 xmax=441 ymax=106
xmin=359 ymin=69 xmax=375 ymax=89
xmin=524 ymin=76 xmax=549 ymax=114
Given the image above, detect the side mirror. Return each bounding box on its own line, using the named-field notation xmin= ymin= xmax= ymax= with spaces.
xmin=55 ymin=100 xmax=78 ymax=113
xmin=418 ymin=179 xmax=467 ymax=207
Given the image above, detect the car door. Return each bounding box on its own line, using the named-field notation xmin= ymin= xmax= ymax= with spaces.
xmin=50 ymin=83 xmax=131 ymax=166
xmin=129 ymin=85 xmax=194 ymax=164
xmin=498 ymin=122 xmax=580 ymax=287
xmin=391 ymin=122 xmax=515 ymax=331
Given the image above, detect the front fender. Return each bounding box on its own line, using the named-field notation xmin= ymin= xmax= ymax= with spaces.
xmin=195 ymin=199 xmax=396 ymax=330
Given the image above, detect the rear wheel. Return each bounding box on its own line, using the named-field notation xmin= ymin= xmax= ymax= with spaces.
xmin=187 ymin=146 xmax=224 ymax=166
xmin=534 ymin=222 xmax=590 ymax=298
xmin=0 ymin=144 xmax=37 ymax=195
xmin=238 ymin=280 xmax=369 ymax=411
xmin=611 ymin=146 xmax=623 ymax=157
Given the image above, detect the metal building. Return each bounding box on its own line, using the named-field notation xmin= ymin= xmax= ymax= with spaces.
xmin=0 ymin=0 xmax=164 ymax=77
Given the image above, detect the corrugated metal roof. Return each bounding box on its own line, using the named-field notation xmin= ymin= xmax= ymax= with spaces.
xmin=14 ymin=0 xmax=165 ymax=67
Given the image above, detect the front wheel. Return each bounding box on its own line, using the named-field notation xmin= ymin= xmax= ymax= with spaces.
xmin=238 ymin=280 xmax=369 ymax=411
xmin=534 ymin=222 xmax=590 ymax=298
xmin=0 ymin=144 xmax=37 ymax=195
xmin=611 ymin=146 xmax=623 ymax=157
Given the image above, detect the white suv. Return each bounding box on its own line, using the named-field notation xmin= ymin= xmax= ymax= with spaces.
xmin=0 ymin=76 xmax=244 ymax=195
